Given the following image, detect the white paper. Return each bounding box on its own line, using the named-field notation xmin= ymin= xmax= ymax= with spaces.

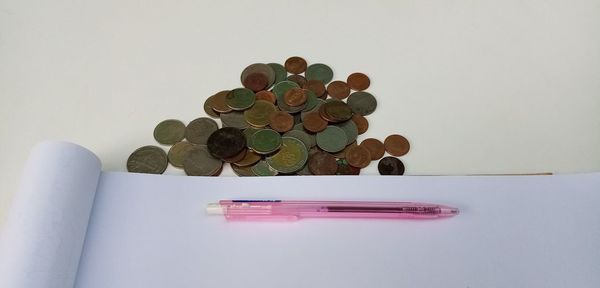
xmin=0 ymin=141 xmax=101 ymax=288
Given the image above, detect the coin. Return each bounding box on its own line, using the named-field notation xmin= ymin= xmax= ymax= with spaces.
xmin=296 ymin=163 xmax=313 ymax=175
xmin=303 ymin=79 xmax=327 ymax=98
xmin=243 ymin=100 xmax=277 ymax=128
xmin=185 ymin=117 xmax=219 ymax=145
xmin=345 ymin=145 xmax=371 ymax=168
xmin=268 ymin=63 xmax=287 ymax=85
xmin=301 ymin=89 xmax=319 ymax=112
xmin=305 ymin=63 xmax=334 ymax=84
xmin=234 ymin=150 xmax=261 ymax=167
xmin=336 ymin=159 xmax=360 ymax=175
xmin=251 ymin=160 xmax=278 ymax=176
xmin=203 ymin=95 xmax=220 ymax=118
xmin=249 ymin=129 xmax=282 ymax=155
xmin=351 ymin=114 xmax=369 ymax=134
xmin=183 ymin=145 xmax=223 ymax=176
xmin=232 ymin=164 xmax=256 ymax=176
xmin=378 ymin=156 xmax=405 ymax=175
xmin=384 ymin=134 xmax=410 ymax=156
xmin=242 ymin=72 xmax=269 ymax=92
xmin=210 ymin=90 xmax=233 ymax=113
xmin=360 ymin=138 xmax=385 ymax=160
xmin=241 ymin=63 xmax=275 ymax=88
xmin=153 ymin=119 xmax=186 ymax=145
xmin=316 ymin=126 xmax=348 ymax=153
xmin=283 ymin=129 xmax=315 ymax=149
xmin=167 ymin=141 xmax=195 ymax=168
xmin=206 ymin=127 xmax=246 ymax=159
xmin=347 ymin=72 xmax=370 ymax=91
xmin=308 ymin=151 xmax=338 ymax=175
xmin=320 ymin=100 xmax=353 ymax=123
xmin=272 ymin=80 xmax=300 ymax=99
xmin=332 ymin=141 xmax=357 ymax=159
xmin=287 ymin=74 xmax=307 ymax=87
xmin=302 ymin=112 xmax=328 ymax=133
xmin=335 ymin=119 xmax=358 ymax=145
xmin=326 ymin=81 xmax=351 ymax=99
xmin=347 ymin=92 xmax=377 ymax=116
xmin=283 ymin=87 xmax=307 ymax=107
xmin=269 ymin=111 xmax=294 ymax=133
xmin=127 ymin=146 xmax=168 ymax=174
xmin=243 ymin=127 xmax=260 ymax=146
xmin=284 ymin=56 xmax=307 ymax=74
xmin=255 ymin=90 xmax=277 ymax=104
xmin=226 ymin=88 xmax=255 ymax=111
xmin=223 ymin=148 xmax=247 ymax=163
xmin=266 ymin=137 xmax=308 ymax=174
xmin=221 ymin=111 xmax=249 ymax=129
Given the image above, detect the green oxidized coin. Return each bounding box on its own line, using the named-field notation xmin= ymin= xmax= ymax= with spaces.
xmin=226 ymin=88 xmax=256 ymax=110
xmin=316 ymin=126 xmax=348 ymax=153
xmin=183 ymin=145 xmax=223 ymax=176
xmin=301 ymin=89 xmax=319 ymax=112
xmin=220 ymin=111 xmax=249 ymax=129
xmin=251 ymin=160 xmax=278 ymax=176
xmin=346 ymin=91 xmax=377 ymax=116
xmin=243 ymin=127 xmax=260 ymax=146
xmin=153 ymin=119 xmax=186 ymax=145
xmin=185 ymin=117 xmax=219 ymax=145
xmin=268 ymin=63 xmax=287 ymax=86
xmin=335 ymin=120 xmax=358 ymax=145
xmin=305 ymin=63 xmax=334 ymax=84
xmin=266 ymin=137 xmax=308 ymax=174
xmin=272 ymin=80 xmax=299 ymax=99
xmin=249 ymin=129 xmax=282 ymax=154
xmin=284 ymin=129 xmax=315 ymax=149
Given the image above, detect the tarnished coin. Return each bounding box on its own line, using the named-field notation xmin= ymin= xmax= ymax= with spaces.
xmin=226 ymin=88 xmax=256 ymax=110
xmin=243 ymin=127 xmax=260 ymax=146
xmin=333 ymin=141 xmax=357 ymax=159
xmin=234 ymin=150 xmax=261 ymax=167
xmin=223 ymin=148 xmax=247 ymax=163
xmin=221 ymin=111 xmax=249 ymax=129
xmin=347 ymin=72 xmax=370 ymax=91
xmin=211 ymin=90 xmax=233 ymax=113
xmin=272 ymin=80 xmax=300 ymax=99
xmin=185 ymin=117 xmax=219 ymax=145
xmin=336 ymin=159 xmax=361 ymax=175
xmin=384 ymin=134 xmax=410 ymax=156
xmin=232 ymin=164 xmax=256 ymax=176
xmin=360 ymin=138 xmax=385 ymax=160
xmin=167 ymin=141 xmax=195 ymax=168
xmin=284 ymin=56 xmax=308 ymax=74
xmin=283 ymin=87 xmax=307 ymax=107
xmin=287 ymin=74 xmax=307 ymax=87
xmin=326 ymin=81 xmax=351 ymax=99
xmin=127 ymin=146 xmax=168 ymax=174
xmin=284 ymin=129 xmax=315 ymax=149
xmin=243 ymin=100 xmax=277 ymax=128
xmin=316 ymin=126 xmax=348 ymax=153
xmin=267 ymin=137 xmax=308 ymax=174
xmin=351 ymin=114 xmax=369 ymax=134
xmin=242 ymin=72 xmax=269 ymax=92
xmin=303 ymin=112 xmax=328 ymax=133
xmin=251 ymin=160 xmax=278 ymax=176
xmin=183 ymin=145 xmax=223 ymax=176
xmin=378 ymin=156 xmax=405 ymax=175
xmin=206 ymin=127 xmax=246 ymax=159
xmin=301 ymin=89 xmax=319 ymax=112
xmin=303 ymin=79 xmax=327 ymax=98
xmin=296 ymin=163 xmax=313 ymax=175
xmin=153 ymin=119 xmax=186 ymax=145
xmin=241 ymin=63 xmax=276 ymax=88
xmin=320 ymin=100 xmax=353 ymax=123
xmin=269 ymin=111 xmax=294 ymax=133
xmin=347 ymin=92 xmax=377 ymax=116
xmin=335 ymin=120 xmax=358 ymax=145
xmin=345 ymin=145 xmax=371 ymax=168
xmin=308 ymin=151 xmax=338 ymax=175
xmin=249 ymin=129 xmax=282 ymax=155
xmin=203 ymin=95 xmax=220 ymax=118
xmin=305 ymin=63 xmax=334 ymax=84
xmin=255 ymin=90 xmax=277 ymax=104
xmin=267 ymin=63 xmax=287 ymax=85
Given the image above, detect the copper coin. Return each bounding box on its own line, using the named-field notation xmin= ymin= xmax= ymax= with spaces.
xmin=384 ymin=134 xmax=410 ymax=156
xmin=351 ymin=114 xmax=369 ymax=134
xmin=308 ymin=151 xmax=338 ymax=175
xmin=345 ymin=145 xmax=371 ymax=168
xmin=269 ymin=111 xmax=294 ymax=133
xmin=284 ymin=56 xmax=307 ymax=74
xmin=211 ymin=90 xmax=233 ymax=113
xmin=336 ymin=159 xmax=360 ymax=175
xmin=203 ymin=95 xmax=219 ymax=118
xmin=360 ymin=138 xmax=385 ymax=160
xmin=222 ymin=148 xmax=247 ymax=163
xmin=242 ymin=72 xmax=269 ymax=92
xmin=287 ymin=74 xmax=307 ymax=87
xmin=283 ymin=87 xmax=307 ymax=107
xmin=303 ymin=79 xmax=327 ymax=98
xmin=255 ymin=90 xmax=277 ymax=104
xmin=326 ymin=81 xmax=351 ymax=99
xmin=347 ymin=72 xmax=370 ymax=91
xmin=319 ymin=100 xmax=353 ymax=123
xmin=302 ymin=112 xmax=328 ymax=133
xmin=378 ymin=156 xmax=405 ymax=175
xmin=234 ymin=150 xmax=261 ymax=167
xmin=332 ymin=141 xmax=357 ymax=159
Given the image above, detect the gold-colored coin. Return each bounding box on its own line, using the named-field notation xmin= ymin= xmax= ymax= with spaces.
xmin=243 ymin=100 xmax=277 ymax=128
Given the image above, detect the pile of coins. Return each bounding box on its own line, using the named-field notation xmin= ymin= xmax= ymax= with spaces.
xmin=127 ymin=57 xmax=410 ymax=176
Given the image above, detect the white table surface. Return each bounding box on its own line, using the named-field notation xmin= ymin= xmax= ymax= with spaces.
xmin=1 ymin=0 xmax=599 ymax=231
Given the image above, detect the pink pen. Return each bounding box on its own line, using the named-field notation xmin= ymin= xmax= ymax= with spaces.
xmin=206 ymin=200 xmax=459 ymax=221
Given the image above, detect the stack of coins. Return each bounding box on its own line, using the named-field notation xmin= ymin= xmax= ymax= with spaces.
xmin=127 ymin=56 xmax=410 ymax=176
